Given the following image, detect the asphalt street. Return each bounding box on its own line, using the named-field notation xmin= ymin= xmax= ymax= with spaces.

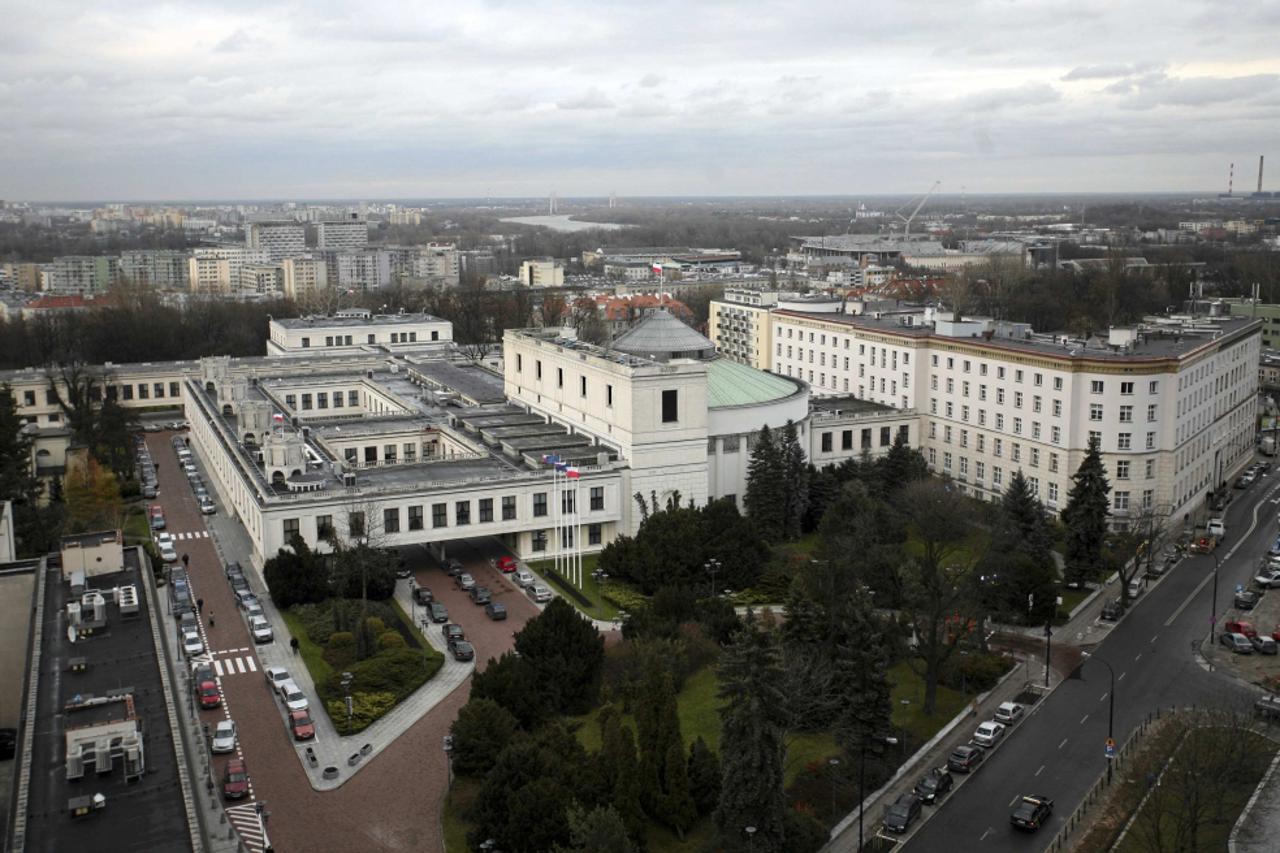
xmin=904 ymin=473 xmax=1279 ymax=852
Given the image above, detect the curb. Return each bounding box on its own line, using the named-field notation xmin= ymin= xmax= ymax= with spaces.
xmin=1229 ymin=738 xmax=1280 ymax=853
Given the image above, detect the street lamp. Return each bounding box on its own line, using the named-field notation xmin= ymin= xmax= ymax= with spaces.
xmin=744 ymin=825 xmax=757 ymax=853
xmin=443 ymin=734 xmax=454 ymax=790
xmin=1083 ymin=652 xmax=1117 ymax=781
xmin=341 ymin=671 xmax=354 ymax=733
xmin=1207 ymin=551 xmax=1223 ymax=653
xmin=705 ymin=558 xmax=722 ymax=599
xmin=828 ymin=757 xmax=840 ymax=818
xmin=859 ymin=734 xmax=899 ymax=852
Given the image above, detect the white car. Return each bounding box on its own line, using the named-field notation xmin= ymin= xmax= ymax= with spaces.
xmin=278 ymin=680 xmax=309 ymax=712
xmin=527 ymin=583 xmax=553 ymax=603
xmin=249 ymin=615 xmax=273 ymax=644
xmin=264 ymin=666 xmax=290 ymax=689
xmin=1207 ymin=518 xmax=1227 ymax=538
xmin=156 ymin=532 xmax=178 ymax=562
xmin=513 ymin=569 xmax=536 ymax=589
xmin=1255 ymin=569 xmax=1280 ymax=589
xmin=972 ymin=721 xmax=1006 ymax=748
xmin=994 ymin=702 xmax=1024 ymax=725
xmin=211 ymin=720 xmax=237 ymax=753
xmin=182 ymin=630 xmax=204 ymax=656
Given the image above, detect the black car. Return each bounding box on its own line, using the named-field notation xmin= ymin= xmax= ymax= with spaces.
xmin=947 ymin=744 xmax=985 ymax=773
xmin=470 ymin=585 xmax=491 ymax=605
xmin=1101 ymin=599 xmax=1123 ymax=621
xmin=1236 ymin=589 xmax=1261 ymax=611
xmin=442 ymin=623 xmax=465 ymax=644
xmin=912 ymin=767 xmax=953 ymax=804
xmin=485 ymin=602 xmax=508 ymax=621
xmin=882 ymin=793 xmax=921 ymax=833
xmin=1010 ymin=795 xmax=1053 ymax=831
xmin=444 ymin=558 xmax=464 ymax=577
xmin=430 ymin=602 xmax=448 ymax=623
xmin=450 ymin=640 xmax=475 ymax=662
xmin=412 ymin=585 xmax=433 ymax=605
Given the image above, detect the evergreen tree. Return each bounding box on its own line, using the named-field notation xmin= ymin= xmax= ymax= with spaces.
xmin=450 ymin=698 xmax=520 ymax=776
xmin=715 ymin=617 xmax=788 ymax=852
xmin=263 ymin=534 xmax=331 ymax=607
xmin=552 ymin=805 xmax=639 ymax=853
xmin=1061 ymin=435 xmax=1111 ymax=586
xmin=1002 ymin=470 xmax=1053 ymax=568
xmin=514 ymin=598 xmax=605 ymax=714
xmin=744 ymin=426 xmax=784 ymax=541
xmin=612 ymin=723 xmax=646 ymax=841
xmin=661 ymin=737 xmax=698 ymax=839
xmin=779 ymin=420 xmax=809 ymax=541
xmin=635 ymin=665 xmax=680 ymax=815
xmin=834 ymin=607 xmax=893 ymax=772
xmin=0 ymin=385 xmax=52 ymax=556
xmin=878 ymin=431 xmax=929 ymax=497
xmin=687 ymin=736 xmax=722 ymax=816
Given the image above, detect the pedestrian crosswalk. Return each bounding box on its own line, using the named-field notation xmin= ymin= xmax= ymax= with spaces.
xmin=213 ymin=653 xmax=259 ymax=678
xmin=225 ymin=802 xmax=269 ymax=852
xmin=172 ymin=530 xmax=209 ymax=540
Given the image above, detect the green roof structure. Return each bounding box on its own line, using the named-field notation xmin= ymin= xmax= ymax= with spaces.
xmin=706 ymin=358 xmax=800 ymax=408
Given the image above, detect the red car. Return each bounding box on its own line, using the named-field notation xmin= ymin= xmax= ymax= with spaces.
xmin=496 ymin=556 xmax=518 ymax=573
xmin=1225 ymin=620 xmax=1258 ymax=639
xmin=289 ymin=709 xmax=315 ymax=740
xmin=222 ymin=758 xmax=249 ymax=800
xmin=197 ymin=680 xmax=222 ymax=709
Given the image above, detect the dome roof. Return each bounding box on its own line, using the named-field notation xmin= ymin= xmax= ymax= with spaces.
xmin=611 ymin=308 xmax=716 ymax=362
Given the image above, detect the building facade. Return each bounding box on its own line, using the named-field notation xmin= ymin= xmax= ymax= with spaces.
xmin=266 ymin=310 xmax=453 ymax=355
xmin=281 ymin=256 xmax=329 ymax=300
xmin=246 ymin=220 xmax=306 ymax=262
xmin=317 ymin=218 xmax=369 ymax=252
xmin=518 ymin=259 xmax=565 ymax=288
xmin=119 ymin=250 xmax=190 ymax=290
xmin=45 ymin=256 xmax=120 ymax=294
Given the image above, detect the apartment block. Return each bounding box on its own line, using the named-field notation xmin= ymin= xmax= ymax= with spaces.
xmin=246 ymin=220 xmax=306 ymax=262
xmin=317 ymin=218 xmax=369 ymax=252
xmin=281 ymin=256 xmax=329 ymax=300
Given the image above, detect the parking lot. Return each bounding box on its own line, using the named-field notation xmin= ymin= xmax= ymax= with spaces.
xmin=1210 ymin=565 xmax=1280 ymax=686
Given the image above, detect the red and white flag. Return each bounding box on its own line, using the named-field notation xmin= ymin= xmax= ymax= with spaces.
xmin=564 ymin=466 xmax=580 ymax=479
xmin=273 ymin=413 xmax=285 ymax=424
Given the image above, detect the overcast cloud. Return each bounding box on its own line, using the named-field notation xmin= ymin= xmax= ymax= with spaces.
xmin=1 ymin=0 xmax=1278 ymax=200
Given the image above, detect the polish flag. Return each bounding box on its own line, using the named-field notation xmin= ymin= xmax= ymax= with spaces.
xmin=564 ymin=466 xmax=580 ymax=479
xmin=273 ymin=413 xmax=285 ymax=424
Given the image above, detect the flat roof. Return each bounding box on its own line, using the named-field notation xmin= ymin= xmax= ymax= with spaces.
xmin=24 ymin=551 xmax=194 ymax=852
xmin=706 ymin=358 xmax=803 ymax=408
xmin=273 ymin=313 xmax=446 ymax=329
xmin=810 ymin=395 xmax=897 ymax=416
xmin=407 ymin=361 xmax=507 ymax=405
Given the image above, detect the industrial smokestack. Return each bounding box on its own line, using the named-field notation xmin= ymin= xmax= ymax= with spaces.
xmin=1229 ymin=162 xmax=1234 ymax=196
xmin=1260 ymin=155 xmax=1266 ymax=193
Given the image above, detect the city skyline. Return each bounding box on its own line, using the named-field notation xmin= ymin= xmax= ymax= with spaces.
xmin=2 ymin=0 xmax=1279 ymax=200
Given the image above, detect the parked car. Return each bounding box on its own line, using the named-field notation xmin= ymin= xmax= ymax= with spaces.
xmin=394 ymin=555 xmax=411 ymax=579
xmin=1146 ymin=560 xmax=1167 ymax=579
xmin=994 ymin=702 xmax=1024 ymax=725
xmin=179 ymin=610 xmax=197 ymax=635
xmin=1221 ymin=632 xmax=1255 ymax=654
xmin=455 ymin=572 xmax=476 ymax=591
xmin=196 ymin=679 xmax=221 ymax=709
xmin=1255 ymin=569 xmax=1280 ymax=590
xmin=882 ymin=793 xmax=922 ymax=833
xmin=1101 ymin=599 xmax=1123 ymax=621
xmin=972 ymin=721 xmax=1006 ymax=748
xmin=211 ymin=720 xmax=237 ymax=753
xmin=412 ymin=585 xmax=433 ymax=605
xmin=1207 ymin=518 xmax=1227 ymax=538
xmin=183 ymin=631 xmax=205 ymax=657
xmin=243 ymin=601 xmax=265 ymax=622
xmin=149 ymin=505 xmax=166 ymax=530
xmin=1270 ymin=536 xmax=1280 ymax=557
xmin=235 ymin=589 xmax=258 ymax=609
xmin=1127 ymin=579 xmax=1145 ymax=599
xmin=249 ymin=616 xmax=273 ymax=644
xmin=948 ymin=744 xmax=985 ymax=773
xmin=1010 ymin=795 xmax=1053 ymax=831
xmin=1252 ymin=635 xmax=1278 ymax=655
xmin=222 ymin=759 xmax=249 ymax=800
xmin=445 ymin=558 xmax=464 ymax=577
xmin=225 ymin=561 xmax=244 ymax=580
xmin=199 ymin=497 xmax=216 ymax=515
xmin=469 ymin=585 xmax=491 ymax=605
xmin=527 ymin=583 xmax=553 ymax=603
xmin=192 ymin=661 xmax=216 ymax=684
xmin=442 ymin=623 xmax=465 ymax=644
xmin=513 ymin=569 xmax=536 ymax=588
xmin=1236 ymin=589 xmax=1261 ymax=611
xmin=450 ymin=641 xmax=475 ymax=662
xmin=278 ymin=681 xmax=309 ymax=712
xmin=1225 ymin=620 xmax=1258 ymax=639
xmin=430 ymin=602 xmax=448 ymax=623
xmin=142 ymin=483 xmax=156 ymax=499
xmin=496 ymin=556 xmax=518 ymax=573
xmin=289 ymin=709 xmax=316 ymax=741
xmin=912 ymin=767 xmax=953 ymax=804
xmin=264 ymin=666 xmax=290 ymax=689
xmin=485 ymin=602 xmax=508 ymax=621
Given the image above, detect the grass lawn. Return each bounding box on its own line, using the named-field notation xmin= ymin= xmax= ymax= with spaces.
xmin=1057 ymin=584 xmax=1091 ymax=615
xmin=903 ymin=530 xmax=990 ymax=568
xmin=122 ymin=506 xmax=151 ymax=544
xmin=888 ymin=660 xmax=973 ymax=746
xmin=279 ymin=607 xmax=334 ymax=687
xmin=527 ymin=554 xmax=620 ymax=621
xmin=773 ymin=531 xmax=821 ymax=560
xmin=442 ymin=777 xmax=481 ymax=853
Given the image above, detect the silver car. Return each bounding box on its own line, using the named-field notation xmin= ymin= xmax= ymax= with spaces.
xmin=527 ymin=583 xmax=553 ymax=603
xmin=211 ymin=720 xmax=237 ymax=753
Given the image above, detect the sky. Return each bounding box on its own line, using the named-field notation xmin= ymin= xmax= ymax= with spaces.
xmin=2 ymin=0 xmax=1279 ymax=200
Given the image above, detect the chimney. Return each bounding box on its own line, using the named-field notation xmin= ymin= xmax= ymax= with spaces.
xmin=1260 ymin=155 xmax=1266 ymax=194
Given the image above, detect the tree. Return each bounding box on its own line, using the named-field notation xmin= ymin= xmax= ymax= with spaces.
xmin=635 ymin=666 xmax=680 ymax=815
xmin=744 ymin=426 xmax=784 ymax=542
xmin=471 ymin=653 xmax=551 ymax=729
xmin=597 ymin=706 xmax=645 ymax=840
xmin=1000 ymin=470 xmax=1053 ymax=568
xmin=662 ymin=737 xmax=697 ymax=839
xmin=815 ymin=480 xmax=905 ymax=606
xmin=552 ymin=805 xmax=639 ymax=853
xmin=0 ymin=384 xmax=54 ymax=556
xmin=877 ymin=431 xmax=929 ymax=498
xmin=263 ymin=534 xmax=330 ymax=608
xmin=1062 ymin=435 xmax=1111 ymax=587
xmin=514 ymin=598 xmax=605 ymax=714
xmin=978 ymin=472 xmax=1058 ymax=625
xmin=833 ymin=606 xmax=894 ymax=776
xmin=450 ymin=698 xmax=520 ymax=776
xmin=778 ymin=421 xmax=809 ymax=541
xmin=687 ymin=736 xmax=721 ymax=816
xmin=63 ymin=455 xmax=123 ymax=532
xmin=715 ymin=616 xmax=788 ymax=853
xmin=897 ymin=480 xmax=981 ymax=715
xmin=1106 ymin=504 xmax=1169 ymax=609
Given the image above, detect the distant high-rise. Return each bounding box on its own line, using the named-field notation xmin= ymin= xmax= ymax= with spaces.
xmin=317 ymin=216 xmax=369 ymax=252
xmin=281 ymin=256 xmax=329 ymax=300
xmin=246 ymin=220 xmax=305 ymax=262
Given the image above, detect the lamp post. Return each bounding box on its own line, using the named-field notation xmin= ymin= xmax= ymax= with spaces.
xmin=744 ymin=825 xmax=757 ymax=853
xmin=443 ymin=734 xmax=454 ymax=790
xmin=1083 ymin=652 xmax=1117 ymax=781
xmin=705 ymin=558 xmax=722 ymax=599
xmin=1207 ymin=551 xmax=1222 ymax=655
xmin=859 ymin=734 xmax=899 ymax=852
xmin=341 ymin=671 xmax=354 ymax=734
xmin=829 ymin=757 xmax=840 ymax=818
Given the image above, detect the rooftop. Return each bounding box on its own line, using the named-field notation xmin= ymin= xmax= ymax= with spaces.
xmin=792 ymin=235 xmax=947 ymax=255
xmin=273 ymin=312 xmax=447 ymax=329
xmin=706 ymin=358 xmax=803 ymax=408
xmin=612 ymin=308 xmax=717 ymax=361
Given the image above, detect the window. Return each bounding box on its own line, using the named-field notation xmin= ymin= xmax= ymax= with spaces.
xmin=1120 ymin=381 xmax=1134 ymax=395
xmin=1089 ymin=404 xmax=1103 ymax=421
xmin=561 ymin=490 xmax=575 ymax=514
xmin=1146 ymin=432 xmax=1156 ymax=450
xmin=138 ymin=384 xmax=149 ymax=399
xmin=662 ymin=390 xmax=678 ymax=423
xmin=1032 ymin=396 xmax=1041 ymax=413
xmin=944 ymin=426 xmax=952 ymax=443
xmin=432 ymin=503 xmax=448 ymax=528
xmin=590 ymin=486 xmax=604 ymax=511
xmin=169 ymin=382 xmax=179 ymax=397
xmin=1011 ymin=443 xmax=1021 ymax=463
xmin=842 ymin=430 xmax=853 ymax=450
xmin=533 ymin=492 xmax=548 ymax=517
xmin=1116 ymin=460 xmax=1130 ymax=479
xmin=384 ymin=507 xmax=400 ymax=533
xmin=588 ymin=523 xmax=602 ymax=546
xmin=517 ymin=354 xmax=523 ymax=372
xmin=348 ymin=511 xmax=365 ymax=538
xmin=1052 ymin=400 xmax=1062 ymax=417
xmin=1114 ymin=491 xmax=1130 ymax=512
xmin=404 ymin=442 xmax=416 ymax=463
xmin=1048 ymin=482 xmax=1059 ymax=502
xmin=994 ymin=438 xmax=1003 ymax=457
xmin=317 ymin=515 xmax=333 ymax=539
xmin=821 ymin=432 xmax=833 ymax=452
xmin=1091 ymin=380 xmax=1104 ymax=394
xmin=408 ymin=506 xmax=423 ymax=531
xmin=959 ymin=456 xmax=969 ymax=476
xmin=1149 ymin=381 xmax=1159 ymax=394
xmin=364 ymin=446 xmax=377 ymax=464
xmin=1030 ymin=448 xmax=1040 ymax=467
xmin=333 ymin=393 xmax=344 ymax=408
xmin=532 ymin=531 xmax=547 ymax=552
xmin=1054 ymin=377 xmax=1063 ymax=391
xmin=1089 ymin=430 xmax=1101 ymax=445
xmin=1147 ymin=404 xmax=1157 ymax=422
xmin=301 ymin=337 xmax=310 ymax=348
xmin=960 ymin=429 xmax=968 ymax=448
xmin=1117 ymin=433 xmax=1132 ymax=450
xmin=556 ymin=367 xmax=564 ymax=388
xmin=962 ymin=405 xmax=970 ymax=422
xmin=946 ymin=378 xmax=954 ymax=393
xmin=384 ymin=444 xmax=397 ymax=463
xmin=1013 ymin=417 xmax=1022 ymax=435
xmin=976 ymin=461 xmax=985 ymax=480
xmin=993 ymin=466 xmax=1003 ymax=486
xmin=929 ymin=422 xmax=937 ymax=439
xmin=1034 ymin=373 xmax=1043 ymax=386
xmin=122 ymin=385 xmax=133 ymax=400
xmin=283 ymin=518 xmax=300 ymax=539
xmin=301 ymin=393 xmax=312 ymax=410
xmin=1014 ymin=391 xmax=1023 ymax=408
xmin=348 ymin=390 xmax=359 ymax=406
xmin=997 ymin=366 xmax=1005 ymax=380
xmin=317 ymin=392 xmax=328 ymax=409
xmin=1032 ymin=422 xmax=1041 ymax=440
xmin=22 ymin=390 xmax=35 ymax=406
xmin=502 ymin=495 xmax=517 ymax=520
xmin=979 ymin=385 xmax=987 ymax=401
xmin=344 ymin=448 xmax=358 ymax=464
xmin=479 ymin=498 xmax=493 ymax=523
xmin=943 ymin=452 xmax=952 ymax=471
xmin=997 ymin=388 xmax=1006 ymax=404
xmin=995 ymin=413 xmax=1004 ymax=430
xmin=1142 ymin=489 xmax=1154 ymax=511
xmin=977 ymin=434 xmax=985 ymax=452
xmin=1015 ymin=370 xmax=1024 ymax=383
xmin=1119 ymin=405 xmax=1133 ymax=423
xmin=881 ymin=426 xmax=891 ymax=446
xmin=456 ymin=501 xmax=471 ymax=525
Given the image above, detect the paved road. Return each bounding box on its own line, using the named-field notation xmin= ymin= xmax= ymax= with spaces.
xmin=147 ymin=432 xmax=547 ymax=853
xmin=904 ymin=475 xmax=1278 ymax=853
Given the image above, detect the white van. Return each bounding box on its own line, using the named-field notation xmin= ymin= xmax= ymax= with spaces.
xmin=1207 ymin=518 xmax=1226 ymax=538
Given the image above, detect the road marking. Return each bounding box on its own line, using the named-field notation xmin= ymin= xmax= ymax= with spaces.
xmin=1134 ymin=652 xmax=1142 ymax=662
xmin=980 ymin=829 xmax=991 ymax=841
xmin=244 ymin=657 xmax=257 ymax=672
xmin=1101 ymin=692 xmax=1109 ymax=702
xmin=1152 ymin=634 xmax=1159 ymax=644
xmin=214 ymin=659 xmax=225 ymax=677
xmin=235 ymin=658 xmax=246 ymax=674
xmin=1119 ymin=672 xmax=1127 ymax=682
xmin=1059 ymin=738 xmax=1069 ymax=749
xmin=1008 ymin=795 xmax=1020 ymax=807
xmin=1035 ymin=764 xmax=1045 ymax=776
xmin=1080 ymin=714 xmax=1089 ymax=725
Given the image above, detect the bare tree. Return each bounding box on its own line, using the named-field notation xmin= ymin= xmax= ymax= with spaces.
xmin=1106 ymin=504 xmax=1170 ymax=609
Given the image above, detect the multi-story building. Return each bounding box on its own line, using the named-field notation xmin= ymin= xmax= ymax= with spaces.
xmin=237 ymin=263 xmax=284 ymax=297
xmin=1225 ymin=298 xmax=1280 ymax=349
xmin=385 ymin=244 xmax=460 ymax=287
xmin=770 ymin=305 xmax=1260 ymax=528
xmin=266 ymin=310 xmax=453 ymax=355
xmin=246 ymin=220 xmax=306 ymax=262
xmin=330 ymin=250 xmax=391 ymax=291
xmin=119 ymin=250 xmax=191 ymax=290
xmin=187 ymin=247 xmax=268 ymax=294
xmin=708 ymin=289 xmax=784 ymax=370
xmin=317 ymin=217 xmax=369 ymax=252
xmin=0 ymin=262 xmax=43 ymax=292
xmin=518 ymin=258 xmax=564 ymax=288
xmin=44 ymin=255 xmax=120 ymax=294
xmin=281 ymin=256 xmax=329 ymax=300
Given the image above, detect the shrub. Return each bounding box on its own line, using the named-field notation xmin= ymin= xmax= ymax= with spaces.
xmin=326 ymin=691 xmax=397 ymax=735
xmin=940 ymin=652 xmax=1014 ymax=692
xmin=324 ymin=631 xmax=357 ymax=669
xmin=377 ymin=631 xmax=407 ymax=651
xmin=120 ymin=479 xmax=141 ymax=499
xmin=600 ymin=582 xmax=648 ymax=615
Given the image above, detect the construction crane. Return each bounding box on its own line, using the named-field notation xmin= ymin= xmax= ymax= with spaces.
xmin=892 ymin=181 xmax=941 ymax=241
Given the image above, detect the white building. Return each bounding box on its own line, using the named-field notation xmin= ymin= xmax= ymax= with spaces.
xmin=331 ymin=250 xmax=392 ymax=291
xmin=119 ymin=250 xmax=191 ymax=290
xmin=317 ymin=218 xmax=369 ymax=252
xmin=518 ymin=258 xmax=565 ymax=288
xmin=246 ymin=220 xmax=306 ymax=262
xmin=281 ymin=256 xmax=329 ymax=300
xmin=237 ymin=263 xmax=284 ymax=297
xmin=266 ymin=310 xmax=453 ymax=355
xmin=187 ymin=247 xmax=268 ymax=294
